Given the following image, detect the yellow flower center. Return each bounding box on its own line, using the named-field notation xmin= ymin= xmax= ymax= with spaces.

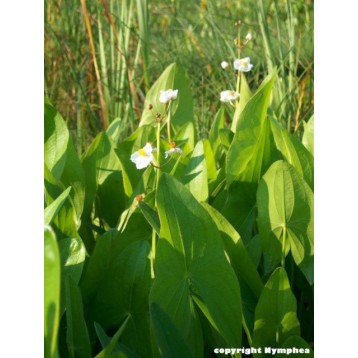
xmin=241 ymin=61 xmax=247 ymax=67
xmin=230 ymin=91 xmax=235 ymax=96
xmin=138 ymin=148 xmax=146 ymax=156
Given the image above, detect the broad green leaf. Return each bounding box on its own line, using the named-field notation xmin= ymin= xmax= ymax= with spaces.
xmin=81 ymin=132 xmax=124 ymax=224
xmin=182 ymin=140 xmax=208 ymax=202
xmin=202 ymin=203 xmax=262 ymax=335
xmin=226 ymin=70 xmax=276 ymax=185
xmin=45 ymin=100 xmax=69 ymax=179
xmin=90 ymin=240 xmax=152 ymax=358
xmin=257 ymin=160 xmax=314 ymax=284
xmin=209 ymin=107 xmax=225 ymax=161
xmin=65 ymin=276 xmax=92 ymax=358
xmin=94 ymin=316 xmax=130 ymax=358
xmin=80 ymin=230 xmax=116 ymax=305
xmin=151 ymin=173 xmax=242 ymax=356
xmin=59 ymin=237 xmax=86 ymax=315
xmin=44 ymin=226 xmax=60 ymax=358
xmin=231 ymin=74 xmax=252 ymax=132
xmin=302 ymin=115 xmax=314 ymax=156
xmin=44 ymin=187 xmax=72 ymax=225
xmin=202 ymin=203 xmax=263 ymax=299
xmin=140 ymin=63 xmax=194 ymax=131
xmin=60 ymin=137 xmax=86 ymax=221
xmin=150 ymin=303 xmax=194 ymax=358
xmin=44 ymin=100 xmax=85 ymax=221
xmin=271 ymin=118 xmax=314 ymax=189
xmin=252 ymin=267 xmax=300 ymax=357
xmin=276 ymin=336 xmax=313 ymax=357
xmin=212 ymin=181 xmax=257 ymax=244
xmin=246 ymin=234 xmax=262 ymax=268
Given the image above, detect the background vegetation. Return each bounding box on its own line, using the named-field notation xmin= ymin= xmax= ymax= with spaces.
xmin=45 ymin=0 xmax=313 ymax=150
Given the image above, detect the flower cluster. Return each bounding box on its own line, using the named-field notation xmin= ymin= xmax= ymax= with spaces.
xmin=130 ymin=89 xmax=182 ymax=170
xmin=220 ymin=31 xmax=253 ymax=104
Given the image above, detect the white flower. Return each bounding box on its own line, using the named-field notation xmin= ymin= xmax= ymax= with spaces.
xmin=130 ymin=143 xmax=154 ymax=169
xmin=220 ymin=90 xmax=240 ymax=103
xmin=165 ymin=147 xmax=183 ymax=159
xmin=234 ymin=57 xmax=254 ymax=72
xmin=245 ymin=32 xmax=252 ymax=41
xmin=221 ymin=61 xmax=229 ymax=69
xmin=159 ymin=89 xmax=178 ymax=104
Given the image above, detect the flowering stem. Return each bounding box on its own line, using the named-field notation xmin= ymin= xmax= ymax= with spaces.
xmin=151 ymin=120 xmax=162 ymax=278
xmin=166 ymin=102 xmax=172 ymax=143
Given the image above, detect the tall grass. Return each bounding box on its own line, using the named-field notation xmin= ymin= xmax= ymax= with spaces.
xmin=45 ymin=0 xmax=313 ymax=151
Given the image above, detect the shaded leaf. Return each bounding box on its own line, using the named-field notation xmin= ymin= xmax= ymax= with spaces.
xmin=44 ymin=226 xmax=60 ymax=358
xmin=252 ymin=267 xmax=300 ymax=357
xmin=257 ymin=160 xmax=314 ymax=284
xmin=65 ymin=276 xmax=92 ymax=358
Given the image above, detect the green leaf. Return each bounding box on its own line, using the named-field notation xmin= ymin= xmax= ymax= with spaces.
xmin=231 ymin=74 xmax=252 ymax=132
xmin=202 ymin=203 xmax=263 ymax=336
xmin=173 ymin=121 xmax=195 ymax=154
xmin=150 ymin=303 xmax=194 ymax=358
xmin=276 ymin=336 xmax=313 ymax=357
xmin=271 ymin=118 xmax=314 ymax=189
xmin=44 ymin=165 xmax=78 ymax=239
xmin=44 ymin=187 xmax=72 ymax=225
xmin=252 ymin=267 xmax=300 ymax=357
xmin=246 ymin=234 xmax=262 ymax=268
xmin=94 ymin=316 xmax=130 ymax=358
xmin=60 ymin=137 xmax=86 ymax=221
xmin=107 ymin=117 xmax=124 ymax=144
xmin=302 ymin=115 xmax=314 ymax=156
xmin=65 ymin=276 xmax=92 ymax=358
xmin=209 ymin=107 xmax=225 ymax=161
xmin=140 ymin=63 xmax=194 ymax=131
xmin=219 ymin=128 xmax=234 ymax=150
xmin=44 ymin=100 xmax=69 ymax=179
xmin=80 ymin=230 xmax=116 ymax=305
xmin=257 ymin=160 xmax=314 ymax=284
xmin=44 ymin=226 xmax=60 ymax=358
xmin=203 ymin=139 xmax=217 ymax=186
xmin=44 ymin=100 xmax=85 ymax=221
xmin=138 ymin=201 xmax=160 ymax=235
xmin=182 ymin=140 xmax=208 ymax=202
xmin=81 ymin=132 xmax=124 ymax=224
xmin=226 ymin=70 xmax=276 ymax=185
xmin=212 ymin=181 xmax=257 ymax=244
xmin=59 ymin=237 xmax=86 ymax=315
xmin=202 ymin=203 xmax=263 ymax=299
xmin=90 ymin=240 xmax=152 ymax=358
xmin=151 ymin=173 xmax=242 ymax=356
